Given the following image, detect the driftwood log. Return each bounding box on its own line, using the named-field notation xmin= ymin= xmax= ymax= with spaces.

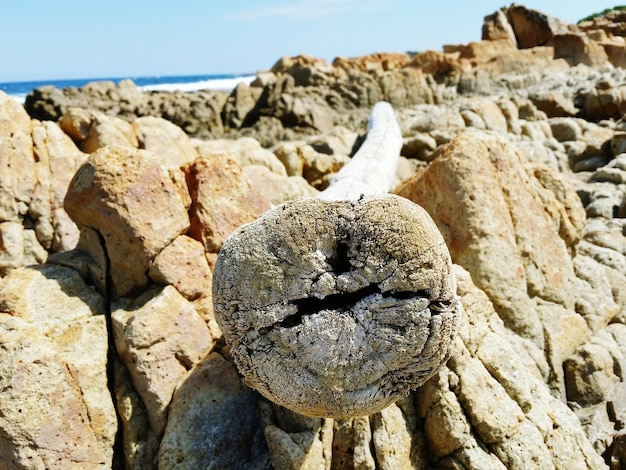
xmin=212 ymin=102 xmax=460 ymax=418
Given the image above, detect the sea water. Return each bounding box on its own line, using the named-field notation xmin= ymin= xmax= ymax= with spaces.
xmin=0 ymin=73 xmax=257 ymax=104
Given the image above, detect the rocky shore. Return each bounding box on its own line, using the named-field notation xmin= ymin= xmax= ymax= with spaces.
xmin=1 ymin=3 xmax=625 ymax=469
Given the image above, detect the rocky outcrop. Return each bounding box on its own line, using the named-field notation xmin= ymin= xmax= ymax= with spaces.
xmin=1 ymin=3 xmax=626 ymax=469
xmin=0 ymin=264 xmax=115 ymax=468
xmin=21 ymin=5 xmax=626 ymax=142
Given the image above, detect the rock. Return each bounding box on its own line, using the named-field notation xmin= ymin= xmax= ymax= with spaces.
xmin=598 ymin=35 xmax=626 ymax=69
xmin=0 ymin=91 xmax=35 ymax=224
xmin=505 ymin=3 xmax=573 ymax=49
xmin=59 ymin=108 xmax=138 ymax=153
xmin=482 ymin=8 xmax=517 ymax=44
xmin=564 ymin=324 xmax=626 ymax=406
xmin=401 ymin=132 xmax=438 ymax=161
xmin=414 ymin=265 xmax=606 ymax=469
xmin=553 ymin=33 xmax=609 ymax=67
xmin=302 ymin=151 xmax=351 ymax=190
xmin=400 ymin=104 xmax=465 ymax=140
xmin=333 ymin=53 xmax=410 ymax=74
xmin=260 ymin=74 xmax=336 ymax=132
xmin=265 ymin=414 xmax=332 ymax=470
xmin=331 ymin=416 xmax=377 ymax=469
xmin=591 ymin=166 xmax=626 ymax=186
xmin=27 ymin=81 xmax=228 ymax=139
xmin=612 ymin=117 xmax=626 ymax=155
xmin=529 ymin=90 xmax=578 ymax=117
xmin=148 ymin=234 xmax=213 ymax=302
xmin=64 ymin=145 xmax=190 ymax=298
xmin=530 ymin=164 xmax=587 ymax=251
xmin=582 ymin=124 xmax=614 ymax=159
xmin=222 ymin=81 xmax=259 ymax=129
xmin=396 ymin=130 xmax=583 ymax=347
xmin=114 ymin=361 xmax=161 ymax=469
xmin=272 ymin=54 xmax=331 ymax=76
xmin=578 ymin=240 xmax=626 ymax=274
xmin=183 ymin=154 xmax=271 ymax=253
xmin=458 ymin=38 xmax=519 ymax=62
xmin=549 ymin=117 xmax=583 ymax=142
xmin=31 ymin=120 xmax=86 ymax=252
xmin=498 ymin=97 xmax=522 ymax=134
xmin=243 ymin=165 xmax=319 ymax=205
xmin=0 ymin=223 xmax=48 ymax=278
xmin=57 ymin=106 xmax=93 ymax=141
xmin=584 ymin=186 xmax=624 ymax=219
xmin=460 ymin=97 xmax=508 ymax=133
xmin=370 ymin=402 xmax=427 ymax=469
xmin=572 ymin=251 xmax=624 ymax=333
xmin=158 ymin=352 xmax=269 ymax=469
xmin=112 ymin=285 xmax=213 ymax=435
xmin=132 ymin=116 xmax=198 ymax=169
xmin=392 ymin=156 xmax=423 ymax=187
xmin=581 ymin=78 xmax=626 ymax=121
xmin=306 ymin=126 xmax=359 ymax=157
xmin=0 ymin=264 xmax=115 ymax=468
xmin=273 ymin=142 xmax=306 ymax=176
xmin=195 ymin=137 xmax=288 ymax=175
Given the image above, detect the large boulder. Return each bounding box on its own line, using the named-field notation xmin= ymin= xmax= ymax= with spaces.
xmin=112 ymin=285 xmax=213 ymax=436
xmin=504 ymin=3 xmax=573 ymax=49
xmin=132 ymin=116 xmax=198 ymax=169
xmin=183 ymin=154 xmax=271 ymax=254
xmin=64 ymin=145 xmax=190 ymax=298
xmin=395 ymin=130 xmax=585 ymax=350
xmin=0 ymin=92 xmax=36 ymax=229
xmin=553 ymin=33 xmax=609 ymax=67
xmin=31 ymin=120 xmax=87 ymax=252
xmin=0 ymin=264 xmax=116 ymax=468
xmin=59 ymin=107 xmax=138 ymax=153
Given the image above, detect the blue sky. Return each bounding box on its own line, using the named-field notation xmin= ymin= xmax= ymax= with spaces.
xmin=0 ymin=1 xmax=621 ymax=82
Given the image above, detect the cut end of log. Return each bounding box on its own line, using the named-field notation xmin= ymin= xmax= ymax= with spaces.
xmin=212 ymin=194 xmax=460 ymax=418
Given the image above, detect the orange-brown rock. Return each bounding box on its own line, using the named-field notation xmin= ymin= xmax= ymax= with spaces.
xmin=407 ymin=49 xmax=464 ymax=80
xmin=395 ymin=130 xmax=583 ymax=345
xmin=332 ymin=52 xmax=410 ymax=74
xmin=64 ymin=146 xmax=190 ymax=298
xmin=0 ymin=92 xmax=35 ymax=223
xmin=59 ymin=107 xmax=138 ymax=153
xmin=553 ymin=33 xmax=609 ymax=67
xmin=578 ymin=8 xmax=626 ymax=37
xmin=31 ymin=120 xmax=86 ymax=252
xmin=112 ymin=285 xmax=213 ymax=435
xmin=183 ymin=154 xmax=270 ymax=253
xmin=506 ymin=3 xmax=574 ymax=49
xmin=271 ymin=54 xmax=330 ymax=74
xmin=132 ymin=116 xmax=198 ymax=169
xmin=148 ymin=234 xmax=213 ymax=302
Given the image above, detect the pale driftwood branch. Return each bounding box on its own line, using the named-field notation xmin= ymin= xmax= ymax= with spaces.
xmin=319 ymin=101 xmax=402 ymax=201
xmin=212 ymin=101 xmax=460 ymax=418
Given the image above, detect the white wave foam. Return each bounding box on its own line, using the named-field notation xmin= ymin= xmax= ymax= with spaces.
xmin=140 ymin=75 xmax=257 ymax=93
xmin=10 ymin=93 xmax=27 ymax=104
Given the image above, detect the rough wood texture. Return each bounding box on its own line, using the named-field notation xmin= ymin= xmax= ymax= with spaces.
xmin=213 ymin=102 xmax=459 ymax=418
xmin=319 ymin=101 xmax=402 ymax=200
xmin=213 ymin=195 xmax=458 ymax=418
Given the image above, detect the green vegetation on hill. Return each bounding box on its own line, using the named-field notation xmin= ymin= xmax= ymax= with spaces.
xmin=578 ymin=5 xmax=626 ymax=23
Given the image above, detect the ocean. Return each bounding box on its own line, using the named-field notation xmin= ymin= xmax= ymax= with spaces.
xmin=0 ymin=73 xmax=257 ymax=104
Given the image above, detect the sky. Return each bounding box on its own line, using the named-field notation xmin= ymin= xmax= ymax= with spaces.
xmin=0 ymin=0 xmax=622 ymax=83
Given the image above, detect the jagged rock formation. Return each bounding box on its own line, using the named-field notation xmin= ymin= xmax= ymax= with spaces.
xmin=0 ymin=3 xmax=625 ymax=469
